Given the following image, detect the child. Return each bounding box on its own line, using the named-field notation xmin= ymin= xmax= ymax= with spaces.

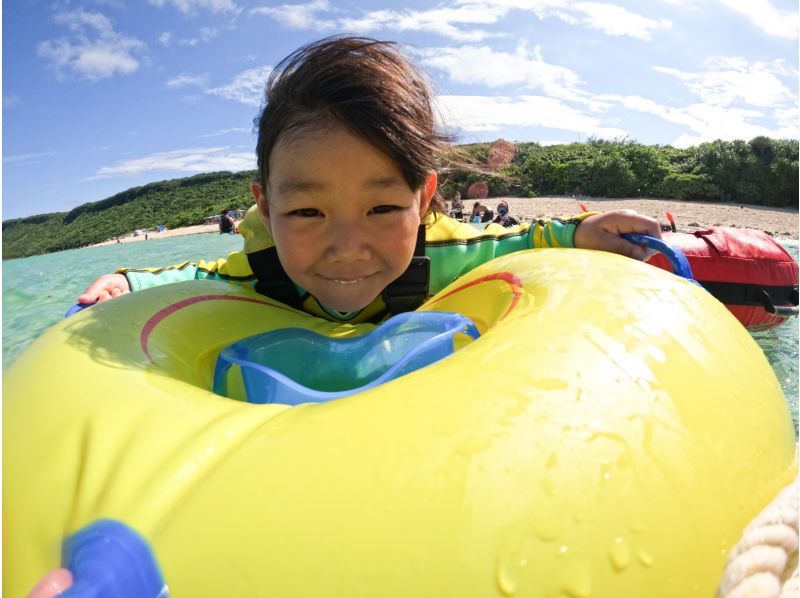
xmin=469 ymin=202 xmax=482 ymax=223
xmin=468 ymin=201 xmax=496 ymax=224
xmin=78 ymin=36 xmax=660 ymax=326
xmin=493 ymin=200 xmax=520 ymax=228
xmin=46 ymin=41 xmax=661 ymax=591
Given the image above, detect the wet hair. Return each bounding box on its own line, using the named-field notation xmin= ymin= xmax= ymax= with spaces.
xmin=254 ymin=36 xmax=457 ymax=214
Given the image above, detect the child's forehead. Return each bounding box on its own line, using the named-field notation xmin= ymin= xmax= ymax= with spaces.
xmin=270 ymin=122 xmax=404 ymax=175
xmin=278 ymin=114 xmax=340 ymax=145
xmin=272 ymin=174 xmax=408 ymax=197
xmin=273 ymin=119 xmax=380 ymax=157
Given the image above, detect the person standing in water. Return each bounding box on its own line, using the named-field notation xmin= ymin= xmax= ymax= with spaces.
xmin=219 ymin=211 xmax=236 ymax=234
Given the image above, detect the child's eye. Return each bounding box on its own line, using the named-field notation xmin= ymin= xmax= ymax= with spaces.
xmin=369 ymin=205 xmax=402 ymax=215
xmin=289 ymin=208 xmax=322 ymax=218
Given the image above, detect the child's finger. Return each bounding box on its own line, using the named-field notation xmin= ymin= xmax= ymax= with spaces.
xmin=626 ymin=215 xmax=662 ymax=239
xmin=76 ymin=274 xmax=129 ymax=304
xmin=27 ymin=568 xmax=73 ymax=598
xmin=606 ymin=211 xmax=662 ymax=239
xmin=77 ymin=289 xmax=100 ymax=303
xmin=599 ymin=231 xmax=649 ymax=260
xmin=77 ymin=277 xmax=110 ymax=303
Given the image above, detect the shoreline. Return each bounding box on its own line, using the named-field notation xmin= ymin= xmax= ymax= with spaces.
xmin=496 ymin=196 xmax=799 ymax=240
xmin=90 ymin=222 xmax=237 ymax=247
xmin=89 ymin=197 xmax=799 ymax=247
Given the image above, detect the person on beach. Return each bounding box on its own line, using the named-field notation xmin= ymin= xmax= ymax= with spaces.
xmin=469 ymin=202 xmax=481 ymax=223
xmin=76 ymin=36 xmax=659 ymax=324
xmin=469 ymin=202 xmax=494 ymax=224
xmin=493 ymin=200 xmax=519 ymax=228
xmin=450 ymin=191 xmax=464 ymax=220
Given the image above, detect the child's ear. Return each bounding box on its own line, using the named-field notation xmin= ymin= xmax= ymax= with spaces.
xmin=418 ymin=171 xmax=438 ymax=217
xmin=250 ymin=180 xmax=271 ymax=230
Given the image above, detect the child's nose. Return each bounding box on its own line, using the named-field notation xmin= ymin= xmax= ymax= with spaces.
xmin=326 ymin=220 xmax=371 ymax=262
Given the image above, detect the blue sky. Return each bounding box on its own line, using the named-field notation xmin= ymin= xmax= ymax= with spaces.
xmin=3 ymin=0 xmax=798 ymax=220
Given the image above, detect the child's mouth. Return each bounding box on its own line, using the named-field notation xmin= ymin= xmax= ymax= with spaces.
xmin=331 ymin=277 xmax=365 ymax=285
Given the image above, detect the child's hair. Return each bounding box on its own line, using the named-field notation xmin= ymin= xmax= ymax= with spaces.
xmin=254 ymin=36 xmax=457 ymax=214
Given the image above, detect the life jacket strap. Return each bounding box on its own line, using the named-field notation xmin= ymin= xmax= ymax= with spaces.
xmin=381 ymin=225 xmax=430 ymax=314
xmin=247 ymin=247 xmax=304 ymax=310
xmin=247 ymin=225 xmax=429 ymax=315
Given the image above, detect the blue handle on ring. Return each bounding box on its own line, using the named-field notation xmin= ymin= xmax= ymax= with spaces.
xmin=65 ymin=302 xmax=97 ymax=318
xmin=622 ymin=233 xmax=698 ymax=284
xmin=60 ymin=519 xmax=168 ymax=598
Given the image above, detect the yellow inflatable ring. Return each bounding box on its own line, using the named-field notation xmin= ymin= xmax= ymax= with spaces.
xmin=4 ymin=248 xmax=796 ymax=597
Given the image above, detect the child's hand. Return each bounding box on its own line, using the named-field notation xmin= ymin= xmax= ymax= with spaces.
xmin=573 ymin=210 xmax=661 ymax=260
xmin=27 ymin=568 xmax=73 ymax=598
xmin=77 ymin=273 xmax=131 ymax=304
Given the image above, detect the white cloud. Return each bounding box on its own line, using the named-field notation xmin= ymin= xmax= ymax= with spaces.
xmin=572 ymin=2 xmax=672 ymax=40
xmin=94 ymin=147 xmax=255 ymax=177
xmin=166 ymin=73 xmax=209 ymax=88
xmin=338 ymin=5 xmax=505 ymax=42
xmin=418 ymin=42 xmax=582 ymax=95
xmin=205 ymin=66 xmax=272 ymax=106
xmin=252 ymin=0 xmax=669 ymax=42
xmin=159 ymin=28 xmax=219 ymax=47
xmin=149 ymin=0 xmax=237 ymax=15
xmin=438 ymin=94 xmax=628 ymax=138
xmin=250 ymin=0 xmax=335 ymax=30
xmin=668 ymin=106 xmax=775 ymax=146
xmin=772 ymin=106 xmax=800 ymax=138
xmin=655 ymin=0 xmax=798 ymax=39
xmin=606 ymin=55 xmax=800 ymax=145
xmin=717 ymin=0 xmax=799 ymax=39
xmin=653 ymin=57 xmax=795 ymax=108
xmin=3 ymin=151 xmax=58 ymax=165
xmin=194 ymin=127 xmax=252 ymax=138
xmin=38 ymin=10 xmax=146 ymax=80
xmin=178 ymin=27 xmax=220 ymax=46
xmin=605 ymin=93 xmax=789 ymax=146
xmin=444 ymin=47 xmax=800 ymax=147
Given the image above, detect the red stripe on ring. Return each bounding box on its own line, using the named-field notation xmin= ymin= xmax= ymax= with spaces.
xmin=140 ymin=294 xmax=294 ymax=362
xmin=426 ymin=271 xmax=523 ymax=320
xmin=141 ymin=273 xmax=523 ymax=362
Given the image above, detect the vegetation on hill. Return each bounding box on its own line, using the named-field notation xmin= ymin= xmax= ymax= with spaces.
xmin=3 ymin=171 xmax=256 ymax=259
xmin=441 ymin=137 xmax=798 ymax=207
xmin=3 ymin=137 xmax=797 ymax=259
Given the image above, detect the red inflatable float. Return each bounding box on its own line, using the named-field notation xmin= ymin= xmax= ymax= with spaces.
xmin=646 ymin=227 xmax=798 ymax=331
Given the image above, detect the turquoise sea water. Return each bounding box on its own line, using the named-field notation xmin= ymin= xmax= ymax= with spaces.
xmin=3 ymin=233 xmax=243 ymax=369
xmin=3 ymin=234 xmax=798 ymax=427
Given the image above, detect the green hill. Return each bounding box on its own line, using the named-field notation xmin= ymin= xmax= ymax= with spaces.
xmin=3 ymin=170 xmax=256 ymax=259
xmin=4 ymin=137 xmax=797 ymax=259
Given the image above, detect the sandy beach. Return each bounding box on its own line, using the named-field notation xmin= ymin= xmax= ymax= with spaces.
xmin=91 ymin=222 xmax=238 ymax=246
xmin=91 ymin=197 xmax=799 ymax=247
xmin=500 ymin=196 xmax=798 ymax=239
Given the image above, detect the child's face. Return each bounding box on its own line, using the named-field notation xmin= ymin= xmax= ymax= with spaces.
xmin=254 ymin=123 xmax=435 ymax=312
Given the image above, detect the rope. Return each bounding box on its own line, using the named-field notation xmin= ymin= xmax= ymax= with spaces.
xmin=718 ymin=453 xmax=799 ymax=598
